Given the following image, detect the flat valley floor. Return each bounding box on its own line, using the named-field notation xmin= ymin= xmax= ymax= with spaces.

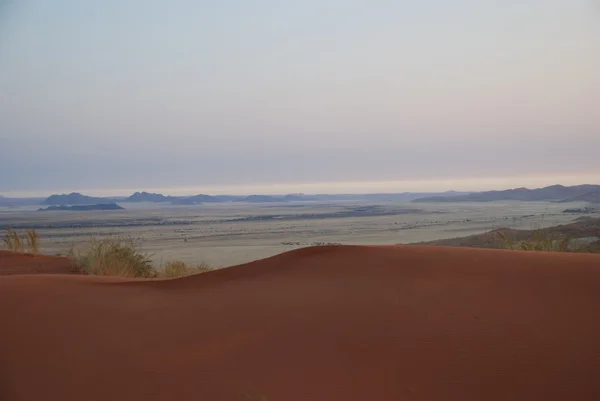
xmin=0 ymin=200 xmax=595 ymax=267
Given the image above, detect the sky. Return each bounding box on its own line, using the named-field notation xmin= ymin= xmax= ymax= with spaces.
xmin=1 ymin=0 xmax=599 ymax=196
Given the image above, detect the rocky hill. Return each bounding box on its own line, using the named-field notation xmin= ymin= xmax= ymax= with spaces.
xmin=43 ymin=193 xmax=114 ymax=206
xmin=124 ymin=192 xmax=171 ymax=202
xmin=413 ymin=185 xmax=600 ymax=203
xmin=559 ymin=190 xmax=600 ymax=204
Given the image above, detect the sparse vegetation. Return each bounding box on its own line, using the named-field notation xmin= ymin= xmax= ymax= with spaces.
xmin=71 ymin=237 xmax=213 ymax=278
xmin=25 ymin=229 xmax=40 ymax=254
xmin=2 ymin=228 xmax=24 ymax=252
xmin=2 ymin=228 xmax=41 ymax=254
xmin=416 ymin=217 xmax=600 ymax=253
xmin=2 ymin=229 xmax=214 ymax=278
xmin=161 ymin=260 xmax=212 ymax=278
xmin=74 ymin=237 xmax=158 ymax=278
xmin=497 ymin=230 xmax=574 ymax=252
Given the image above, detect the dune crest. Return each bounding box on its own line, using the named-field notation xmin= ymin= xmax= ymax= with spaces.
xmin=0 ymin=250 xmax=76 ymax=276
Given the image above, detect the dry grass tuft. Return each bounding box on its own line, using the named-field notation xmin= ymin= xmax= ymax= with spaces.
xmin=161 ymin=260 xmax=212 ymax=278
xmin=2 ymin=228 xmax=24 ymax=252
xmin=74 ymin=237 xmax=157 ymax=278
xmin=25 ymin=229 xmax=40 ymax=254
xmin=3 ymin=228 xmax=41 ymax=254
xmin=498 ymin=230 xmax=573 ymax=252
xmin=2 ymin=229 xmax=213 ymax=278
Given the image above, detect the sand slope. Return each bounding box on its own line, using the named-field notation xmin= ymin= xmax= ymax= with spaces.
xmin=0 ymin=250 xmax=77 ymax=275
xmin=1 ymin=246 xmax=600 ymax=401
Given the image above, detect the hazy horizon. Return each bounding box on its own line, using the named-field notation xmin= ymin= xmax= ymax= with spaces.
xmin=2 ymin=1 xmax=599 ymax=194
xmin=2 ymin=173 xmax=599 ymax=198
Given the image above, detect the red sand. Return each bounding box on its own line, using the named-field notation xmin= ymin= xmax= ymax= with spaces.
xmin=1 ymin=245 xmax=600 ymax=401
xmin=0 ymin=250 xmax=78 ymax=275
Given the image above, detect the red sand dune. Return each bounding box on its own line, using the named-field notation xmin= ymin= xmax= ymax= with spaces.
xmin=0 ymin=250 xmax=78 ymax=276
xmin=1 ymin=245 xmax=600 ymax=401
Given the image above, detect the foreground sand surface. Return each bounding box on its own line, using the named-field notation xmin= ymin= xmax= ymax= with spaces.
xmin=2 ymin=246 xmax=600 ymax=401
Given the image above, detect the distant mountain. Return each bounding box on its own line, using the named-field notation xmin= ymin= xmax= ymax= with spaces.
xmin=43 ymin=193 xmax=114 ymax=206
xmin=38 ymin=203 xmax=124 ymax=212
xmin=218 ymin=195 xmax=247 ymax=202
xmin=412 ymin=185 xmax=600 ymax=203
xmin=36 ymin=191 xmax=477 ymax=206
xmin=124 ymin=192 xmax=171 ymax=203
xmin=235 ymin=195 xmax=282 ymax=203
xmin=169 ymin=192 xmax=474 ymax=203
xmin=559 ymin=190 xmax=600 ymax=204
xmin=276 ymin=191 xmax=471 ymax=202
xmin=355 ymin=191 xmax=470 ymax=202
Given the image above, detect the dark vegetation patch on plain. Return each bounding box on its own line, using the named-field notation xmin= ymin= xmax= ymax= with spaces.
xmin=563 ymin=207 xmax=597 ymax=214
xmin=229 ymin=206 xmax=424 ymax=222
xmin=37 ymin=204 xmax=125 ymax=212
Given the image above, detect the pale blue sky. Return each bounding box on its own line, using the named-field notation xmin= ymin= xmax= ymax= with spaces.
xmin=1 ymin=1 xmax=599 ymax=196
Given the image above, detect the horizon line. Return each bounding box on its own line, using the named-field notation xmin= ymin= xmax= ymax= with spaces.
xmin=2 ymin=174 xmax=599 ymax=198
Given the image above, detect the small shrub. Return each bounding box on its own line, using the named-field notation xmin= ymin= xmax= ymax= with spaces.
xmin=75 ymin=237 xmax=157 ymax=278
xmin=161 ymin=260 xmax=211 ymax=278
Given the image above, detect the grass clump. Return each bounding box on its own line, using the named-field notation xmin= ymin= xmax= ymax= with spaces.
xmin=75 ymin=237 xmax=158 ymax=278
xmin=2 ymin=229 xmax=212 ymax=278
xmin=2 ymin=228 xmax=24 ymax=252
xmin=25 ymin=229 xmax=40 ymax=254
xmin=2 ymin=228 xmax=41 ymax=254
xmin=498 ymin=230 xmax=572 ymax=252
xmin=161 ymin=260 xmax=212 ymax=278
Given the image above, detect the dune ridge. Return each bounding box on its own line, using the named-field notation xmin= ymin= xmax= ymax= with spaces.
xmin=2 ymin=245 xmax=600 ymax=401
xmin=0 ymin=250 xmax=77 ymax=276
